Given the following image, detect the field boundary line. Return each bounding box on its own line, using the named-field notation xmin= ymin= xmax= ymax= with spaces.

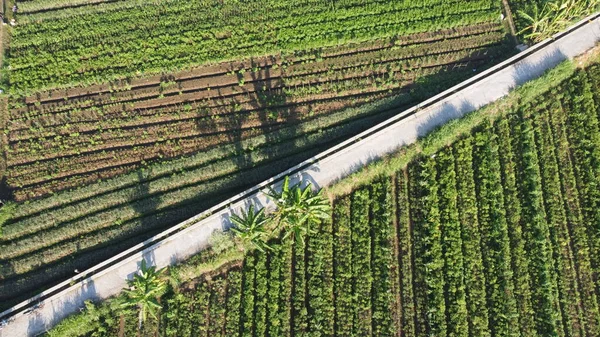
xmin=1 ymin=12 xmax=599 ymax=337
xmin=502 ymin=0 xmax=519 ymax=44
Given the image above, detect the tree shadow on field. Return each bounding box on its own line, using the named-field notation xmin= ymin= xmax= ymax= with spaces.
xmin=131 ymin=169 xmax=160 ymax=237
xmin=511 ymin=47 xmax=568 ymax=88
xmin=0 ymin=177 xmax=12 ymax=201
xmin=26 ymin=312 xmax=45 ymax=337
xmin=237 ymin=56 xmax=293 ymax=172
xmin=415 ymin=99 xmax=477 ymax=140
xmin=23 ymin=278 xmax=98 ymax=337
xmin=189 ymin=55 xmax=294 ymax=196
xmin=413 ymin=47 xmax=569 ymax=141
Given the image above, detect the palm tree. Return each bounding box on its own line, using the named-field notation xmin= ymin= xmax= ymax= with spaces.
xmin=121 ymin=260 xmax=167 ymax=331
xmin=266 ymin=176 xmax=331 ymax=244
xmin=230 ymin=204 xmax=272 ymax=252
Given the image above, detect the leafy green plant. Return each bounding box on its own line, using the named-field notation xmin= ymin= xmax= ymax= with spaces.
xmin=518 ymin=0 xmax=599 ymax=42
xmin=120 ymin=260 xmax=167 ymax=330
xmin=44 ymin=58 xmax=600 ymax=337
xmin=265 ymin=176 xmax=331 ymax=244
xmin=229 ymin=205 xmax=272 ymax=253
xmin=0 ymin=202 xmax=16 ymax=238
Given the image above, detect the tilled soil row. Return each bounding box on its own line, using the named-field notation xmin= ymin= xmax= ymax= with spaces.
xmin=6 ymin=25 xmax=505 ymax=200
xmin=9 ymin=91 xmax=391 ymax=199
xmin=7 ymin=55 xmax=486 ymax=169
xmin=2 ymin=124 xmax=354 ymax=262
xmin=12 ymin=37 xmax=501 ymax=134
xmin=9 ymin=45 xmax=494 ymax=143
xmin=7 ymin=56 xmax=490 ymax=198
xmin=18 ymin=22 xmax=498 ymax=108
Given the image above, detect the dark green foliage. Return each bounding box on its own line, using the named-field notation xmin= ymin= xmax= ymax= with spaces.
xmin=193 ymin=281 xmax=211 ymax=336
xmin=472 ymin=121 xmax=519 ymax=337
xmin=495 ymin=116 xmax=536 ymax=337
xmin=332 ymin=197 xmax=353 ymax=337
xmin=279 ymin=239 xmax=294 ymax=337
xmin=240 ymin=255 xmax=256 ymax=337
xmin=514 ymin=115 xmax=561 ymax=336
xmin=306 ymin=215 xmax=335 ymax=337
xmin=453 ymin=136 xmax=490 ymax=337
xmin=437 ymin=148 xmax=468 ymax=337
xmin=266 ymin=246 xmax=283 ymax=337
xmin=564 ymin=72 xmax=600 ymax=286
xmin=225 ymin=270 xmax=243 ymax=337
xmin=254 ymin=251 xmax=269 ymax=337
xmin=350 ymin=188 xmax=372 ymax=337
xmin=369 ymin=178 xmax=397 ymax=337
xmin=396 ymin=169 xmax=417 ymax=337
xmin=409 ymin=156 xmax=446 ymax=337
xmin=532 ymin=106 xmax=585 ymax=337
xmin=207 ymin=277 xmax=227 ymax=337
xmin=548 ymin=94 xmax=600 ymax=336
xmin=292 ymin=237 xmax=308 ymax=337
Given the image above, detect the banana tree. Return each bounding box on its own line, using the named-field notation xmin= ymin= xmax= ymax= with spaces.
xmin=266 ymin=176 xmax=331 ymax=244
xmin=518 ymin=0 xmax=599 ymax=42
xmin=230 ymin=204 xmax=272 ymax=252
xmin=120 ymin=260 xmax=167 ymax=331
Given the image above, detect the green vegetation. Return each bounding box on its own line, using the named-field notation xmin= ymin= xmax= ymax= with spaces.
xmin=45 ymin=50 xmax=600 ymax=337
xmin=8 ymin=0 xmax=503 ymax=93
xmin=2 ymin=0 xmax=597 ymax=324
xmin=120 ymin=260 xmax=168 ymax=330
xmin=265 ymin=176 xmax=331 ymax=244
xmin=514 ymin=0 xmax=599 ymax=42
xmin=0 ymin=202 xmax=16 ymax=238
xmin=230 ymin=205 xmax=272 ymax=253
xmin=229 ymin=175 xmax=331 ymax=252
xmin=0 ymin=0 xmax=517 ymax=308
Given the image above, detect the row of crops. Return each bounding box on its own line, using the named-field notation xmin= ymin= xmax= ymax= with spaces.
xmin=0 ymin=1 xmax=513 ymax=308
xmin=47 ymin=60 xmax=600 ymax=337
xmin=7 ymin=0 xmax=502 ymax=93
xmin=6 ymin=25 xmax=508 ymax=200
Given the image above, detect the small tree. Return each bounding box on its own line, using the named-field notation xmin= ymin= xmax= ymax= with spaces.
xmin=229 ymin=176 xmax=332 ymax=249
xmin=121 ymin=260 xmax=167 ymax=331
xmin=230 ymin=204 xmax=272 ymax=252
xmin=266 ymin=176 xmax=331 ymax=244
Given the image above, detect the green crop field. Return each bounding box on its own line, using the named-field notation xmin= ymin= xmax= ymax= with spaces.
xmin=0 ymin=0 xmax=520 ymax=308
xmin=47 ymin=54 xmax=600 ymax=337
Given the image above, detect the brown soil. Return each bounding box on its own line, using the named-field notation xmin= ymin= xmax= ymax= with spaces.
xmin=9 ymin=56 xmax=489 ymax=199
xmin=6 ymin=23 xmax=504 ymax=200
xmin=9 ymin=53 xmax=488 ymax=162
xmin=19 ymin=23 xmax=498 ymax=107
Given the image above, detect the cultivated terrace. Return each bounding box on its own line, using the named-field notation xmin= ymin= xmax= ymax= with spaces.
xmin=48 ymin=48 xmax=600 ymax=337
xmin=0 ymin=0 xmax=514 ymax=308
xmin=0 ymin=1 xmax=598 ymax=336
